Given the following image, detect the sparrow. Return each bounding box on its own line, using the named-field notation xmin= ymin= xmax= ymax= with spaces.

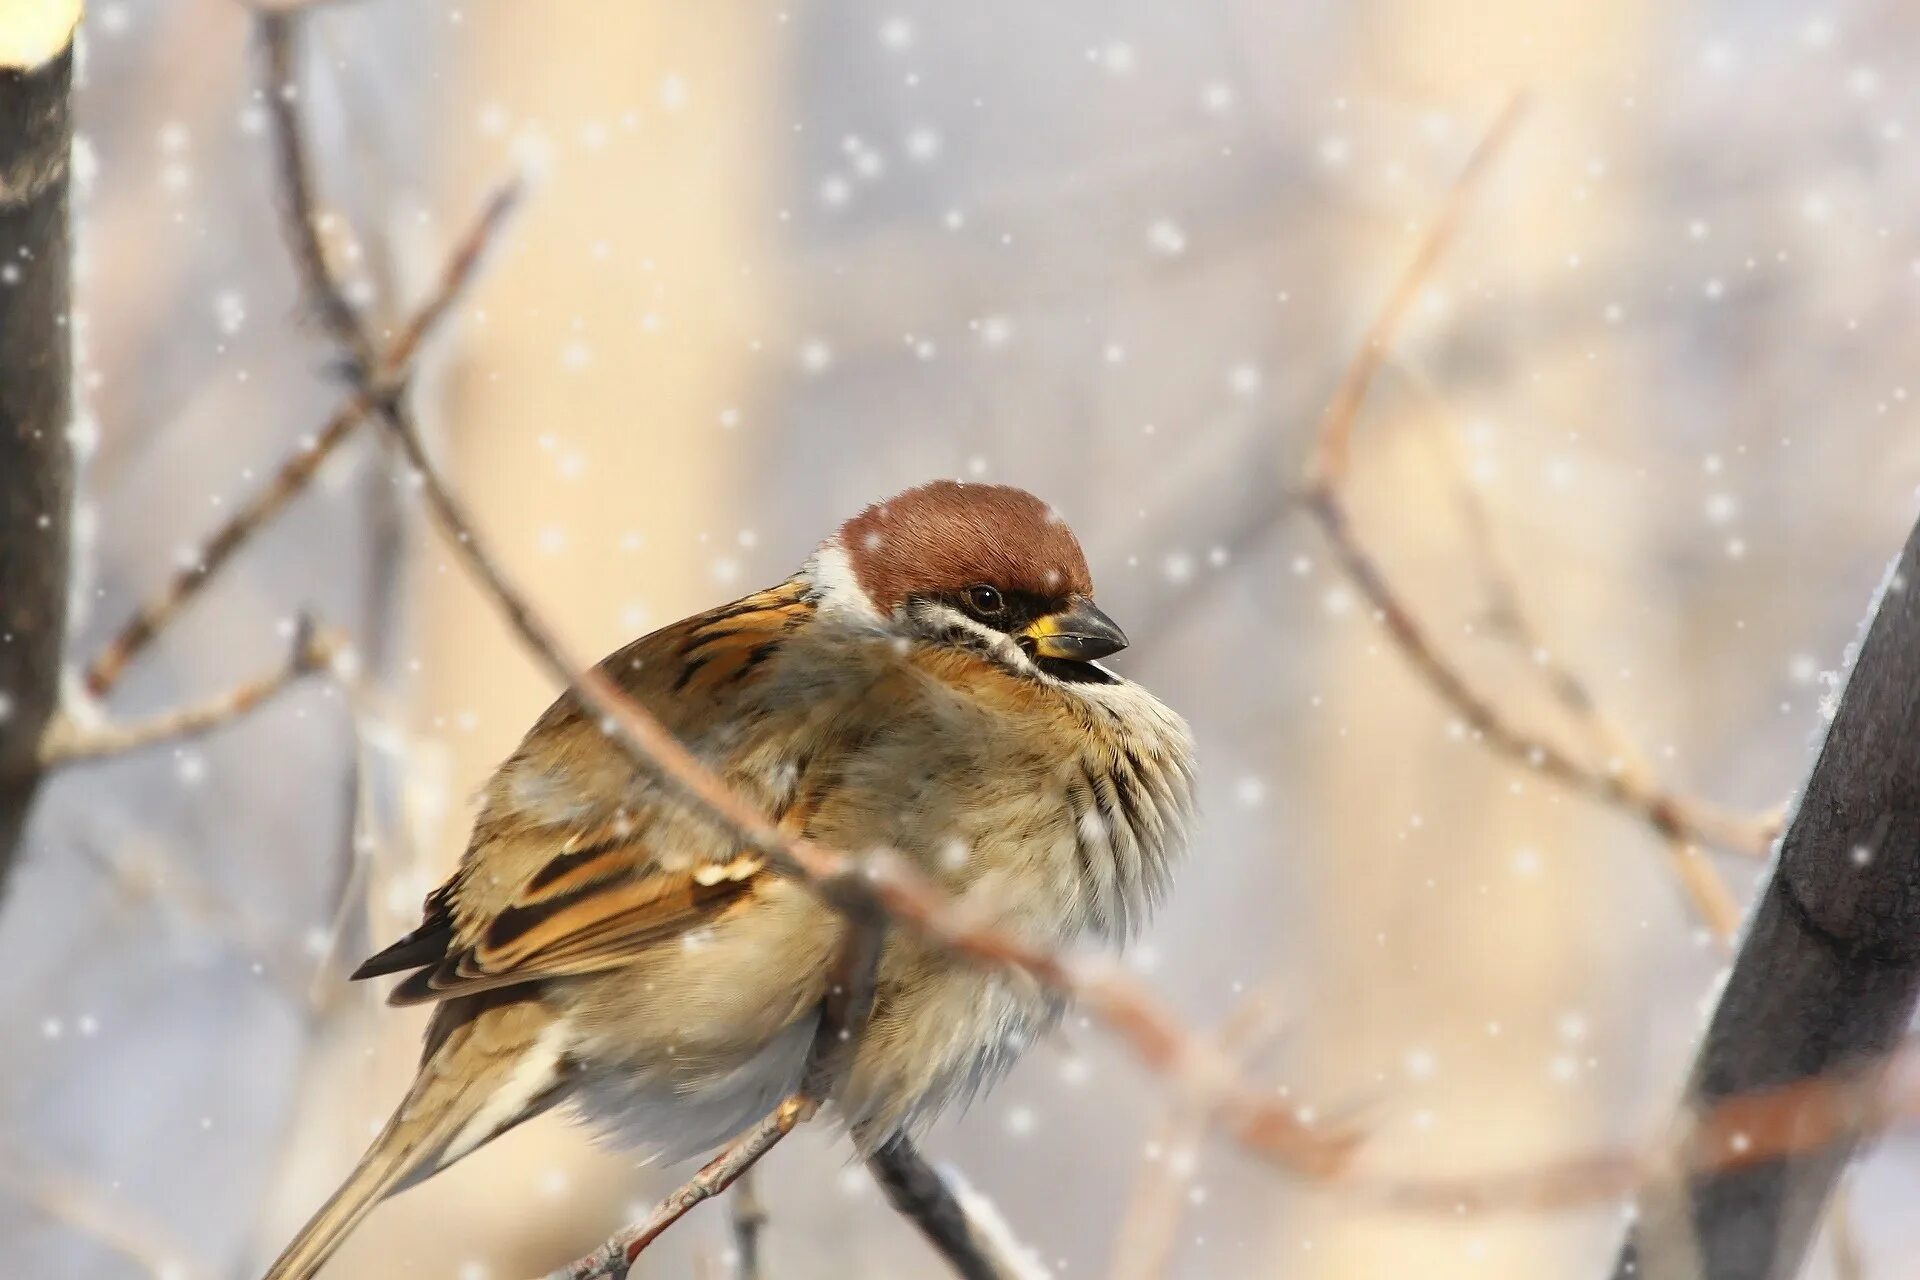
xmin=264 ymin=480 xmax=1196 ymax=1279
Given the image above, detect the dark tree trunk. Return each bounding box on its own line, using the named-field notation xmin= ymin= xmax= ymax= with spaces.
xmin=0 ymin=25 xmax=76 ymax=896
xmin=1614 ymin=515 xmax=1920 ymax=1280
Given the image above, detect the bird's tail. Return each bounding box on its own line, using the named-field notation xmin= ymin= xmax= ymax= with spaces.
xmin=261 ymin=996 xmax=571 ymax=1280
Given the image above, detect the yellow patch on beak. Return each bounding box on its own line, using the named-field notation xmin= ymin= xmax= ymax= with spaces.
xmin=1023 ymin=598 xmax=1129 ymax=662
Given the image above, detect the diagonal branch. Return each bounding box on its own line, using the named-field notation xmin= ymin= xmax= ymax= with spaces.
xmin=869 ymin=1137 xmax=1041 ymax=1280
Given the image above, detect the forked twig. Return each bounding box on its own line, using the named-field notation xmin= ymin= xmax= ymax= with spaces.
xmin=44 ymin=617 xmax=342 ymax=767
xmin=80 ymin=175 xmax=518 ymax=700
xmin=1288 ymin=94 xmax=1767 ymax=956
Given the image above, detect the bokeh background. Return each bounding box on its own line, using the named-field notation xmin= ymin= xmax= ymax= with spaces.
xmin=5 ymin=1 xmax=1920 ymax=1277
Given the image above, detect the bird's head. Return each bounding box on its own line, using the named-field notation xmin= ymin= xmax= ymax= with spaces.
xmin=819 ymin=480 xmax=1128 ymax=676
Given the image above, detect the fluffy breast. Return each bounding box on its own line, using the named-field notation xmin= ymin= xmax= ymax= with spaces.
xmin=1057 ymin=675 xmax=1197 ymax=940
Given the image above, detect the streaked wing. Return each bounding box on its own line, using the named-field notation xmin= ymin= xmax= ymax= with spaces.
xmin=354 ymin=580 xmax=813 ymax=1006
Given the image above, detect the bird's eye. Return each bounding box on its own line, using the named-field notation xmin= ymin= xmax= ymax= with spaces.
xmin=966 ymin=584 xmax=1005 ymax=617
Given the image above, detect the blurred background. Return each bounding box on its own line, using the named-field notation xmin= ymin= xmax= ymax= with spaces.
xmin=4 ymin=1 xmax=1920 ymax=1277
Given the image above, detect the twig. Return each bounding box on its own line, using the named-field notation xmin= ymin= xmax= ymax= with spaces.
xmin=1307 ymin=487 xmax=1766 ymax=855
xmin=549 ymin=919 xmax=889 ymax=1279
xmin=727 ymin=1168 xmax=766 ymax=1280
xmin=1306 ymin=95 xmax=1526 ymax=489
xmin=80 ymin=179 xmax=518 ymax=700
xmin=256 ymin=10 xmax=374 ymax=374
xmin=552 ymin=1099 xmax=815 ymax=1280
xmin=42 ymin=617 xmax=342 ymax=767
xmin=868 ymin=1136 xmax=1040 ymax=1280
xmin=1407 ymin=369 xmax=1756 ymax=938
xmin=1273 ymin=96 xmax=1771 ymax=881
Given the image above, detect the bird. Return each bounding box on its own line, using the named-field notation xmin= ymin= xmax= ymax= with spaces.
xmin=263 ymin=479 xmax=1195 ymax=1279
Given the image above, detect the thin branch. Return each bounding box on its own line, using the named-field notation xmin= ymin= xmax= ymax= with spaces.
xmin=868 ymin=1136 xmax=1041 ymax=1280
xmin=1291 ymin=99 xmax=1772 ymax=865
xmin=1405 ymin=388 xmax=1752 ymax=937
xmin=256 ymin=10 xmax=374 ymax=373
xmin=1303 ymin=489 xmax=1764 ymax=923
xmin=42 ymin=616 xmax=342 ymax=767
xmin=1306 ymin=95 xmax=1526 ymax=489
xmin=551 ymin=1099 xmax=816 ymax=1280
xmin=549 ymin=919 xmax=889 ymax=1279
xmin=80 ymin=178 xmax=518 ymax=699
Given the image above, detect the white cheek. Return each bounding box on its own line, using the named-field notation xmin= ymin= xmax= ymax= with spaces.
xmin=803 ymin=542 xmax=884 ymax=623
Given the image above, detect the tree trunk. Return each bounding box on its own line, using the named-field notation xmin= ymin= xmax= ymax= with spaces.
xmin=1615 ymin=513 xmax=1920 ymax=1280
xmin=0 ymin=8 xmax=77 ymax=898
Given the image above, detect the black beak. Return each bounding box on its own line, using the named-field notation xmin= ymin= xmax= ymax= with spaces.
xmin=1022 ymin=598 xmax=1129 ymax=662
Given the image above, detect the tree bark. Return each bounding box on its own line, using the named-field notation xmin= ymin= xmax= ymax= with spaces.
xmin=0 ymin=10 xmax=77 ymax=897
xmin=1614 ymin=514 xmax=1920 ymax=1280
xmin=867 ymin=1137 xmax=1028 ymax=1280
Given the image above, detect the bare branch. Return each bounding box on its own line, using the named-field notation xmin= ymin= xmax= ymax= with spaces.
xmin=1304 ymin=487 xmax=1763 ymax=924
xmin=43 ymin=617 xmax=343 ymax=767
xmin=548 ymin=1100 xmax=814 ymax=1280
xmin=869 ymin=1136 xmax=1041 ymax=1280
xmin=81 ymin=178 xmax=518 ymax=699
xmin=1306 ymin=95 xmax=1526 ymax=490
xmin=1611 ymin=513 xmax=1920 ymax=1276
xmin=1285 ymin=98 xmax=1773 ymax=926
xmin=255 ymin=11 xmax=374 ymax=374
xmin=549 ymin=919 xmax=889 ymax=1279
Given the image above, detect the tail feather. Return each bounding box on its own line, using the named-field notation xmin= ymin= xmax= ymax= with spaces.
xmin=260 ymin=997 xmax=571 ymax=1280
xmin=260 ymin=1107 xmax=447 ymax=1280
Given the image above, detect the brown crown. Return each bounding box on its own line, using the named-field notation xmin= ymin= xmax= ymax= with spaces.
xmin=838 ymin=481 xmax=1094 ymax=613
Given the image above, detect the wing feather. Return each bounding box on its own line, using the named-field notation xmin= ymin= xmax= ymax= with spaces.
xmin=359 ymin=581 xmax=815 ymax=1007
